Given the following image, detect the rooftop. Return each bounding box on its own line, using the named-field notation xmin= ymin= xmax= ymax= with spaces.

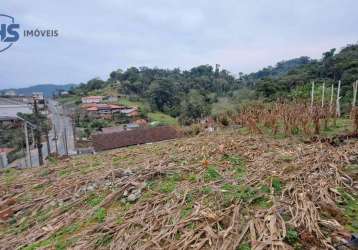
xmin=92 ymin=126 xmax=183 ymax=151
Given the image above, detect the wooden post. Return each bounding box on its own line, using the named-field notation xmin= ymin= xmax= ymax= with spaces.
xmin=321 ymin=81 xmax=325 ymax=108
xmin=336 ymin=80 xmax=341 ymax=118
xmin=351 ymin=81 xmax=358 ymax=130
xmin=352 ymin=80 xmax=357 ymax=107
xmin=310 ymin=81 xmax=315 ymax=108
xmin=329 ymin=83 xmax=334 ymax=112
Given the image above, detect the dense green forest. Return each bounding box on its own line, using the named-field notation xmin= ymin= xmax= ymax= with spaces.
xmin=70 ymin=43 xmax=358 ymax=124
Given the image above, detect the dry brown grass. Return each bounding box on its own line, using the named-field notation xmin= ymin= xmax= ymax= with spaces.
xmin=0 ymin=130 xmax=357 ymax=249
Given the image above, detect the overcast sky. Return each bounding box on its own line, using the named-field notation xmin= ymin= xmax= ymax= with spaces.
xmin=0 ymin=0 xmax=357 ymax=88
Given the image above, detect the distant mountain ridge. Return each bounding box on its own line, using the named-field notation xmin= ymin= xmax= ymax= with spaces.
xmin=0 ymin=84 xmax=76 ymax=97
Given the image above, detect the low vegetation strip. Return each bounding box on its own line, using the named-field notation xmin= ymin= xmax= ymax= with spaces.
xmin=0 ymin=130 xmax=357 ymax=249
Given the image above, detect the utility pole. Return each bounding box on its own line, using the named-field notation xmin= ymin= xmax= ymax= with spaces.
xmin=45 ymin=122 xmax=51 ymax=156
xmin=53 ymin=124 xmax=59 ymax=155
xmin=64 ymin=127 xmax=68 ymax=156
xmin=30 ymin=128 xmax=35 ymax=148
xmin=23 ymin=122 xmax=31 ymax=168
xmin=33 ymin=98 xmax=44 ymax=166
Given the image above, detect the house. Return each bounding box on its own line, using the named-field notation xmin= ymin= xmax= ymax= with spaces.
xmin=108 ymin=104 xmax=123 ymax=113
xmin=82 ymin=103 xmax=125 ymax=117
xmin=0 ymin=148 xmax=15 ymax=168
xmin=4 ymin=90 xmax=16 ymax=97
xmin=92 ymin=126 xmax=183 ymax=151
xmin=32 ymin=92 xmax=44 ymax=101
xmin=0 ymin=97 xmax=33 ymax=126
xmin=81 ymin=96 xmax=103 ymax=104
xmin=32 ymin=92 xmax=45 ymax=106
xmin=120 ymin=107 xmax=139 ymax=117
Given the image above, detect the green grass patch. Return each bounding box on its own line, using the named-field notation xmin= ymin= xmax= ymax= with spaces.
xmin=187 ymin=173 xmax=197 ymax=183
xmin=148 ymin=112 xmax=178 ymax=126
xmin=272 ymin=177 xmax=282 ymax=193
xmin=159 ymin=173 xmax=181 ymax=193
xmin=59 ymin=169 xmax=71 ymax=177
xmin=204 ymin=166 xmax=221 ymax=182
xmin=95 ymin=233 xmax=113 ymax=247
xmin=160 ymin=179 xmax=177 ymax=193
xmin=2 ymin=168 xmax=17 ymax=186
xmin=117 ymin=97 xmax=148 ymax=110
xmin=201 ymin=186 xmax=213 ymax=194
xmin=35 ymin=209 xmax=52 ymax=223
xmin=93 ymin=208 xmax=107 ymax=223
xmin=180 ymin=204 xmax=193 ymax=219
xmin=22 ymin=223 xmax=81 ymax=250
xmin=338 ymin=189 xmax=358 ymax=231
xmin=238 ymin=243 xmax=251 ymax=250
xmin=221 ymin=183 xmax=256 ymax=205
xmin=223 ymin=155 xmax=245 ymax=167
xmin=85 ymin=193 xmax=104 ymax=207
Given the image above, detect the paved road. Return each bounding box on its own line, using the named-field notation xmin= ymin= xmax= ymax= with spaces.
xmin=47 ymin=99 xmax=76 ymax=156
xmin=9 ymin=99 xmax=76 ymax=168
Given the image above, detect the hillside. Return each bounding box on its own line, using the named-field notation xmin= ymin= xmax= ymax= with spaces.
xmin=1 ymin=84 xmax=76 ymax=97
xmin=0 ymin=130 xmax=357 ymax=249
xmin=246 ymin=56 xmax=312 ymax=80
xmin=254 ymin=44 xmax=358 ymax=100
xmin=63 ymin=43 xmax=358 ymax=126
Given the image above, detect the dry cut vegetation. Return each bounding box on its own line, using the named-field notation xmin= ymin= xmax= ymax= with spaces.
xmin=0 ymin=130 xmax=357 ymax=249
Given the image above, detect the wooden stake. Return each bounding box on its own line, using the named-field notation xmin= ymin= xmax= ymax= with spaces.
xmin=321 ymin=81 xmax=325 ymax=108
xmin=329 ymin=83 xmax=334 ymax=112
xmin=352 ymin=80 xmax=357 ymax=107
xmin=336 ymin=80 xmax=341 ymax=117
xmin=311 ymin=81 xmax=315 ymax=108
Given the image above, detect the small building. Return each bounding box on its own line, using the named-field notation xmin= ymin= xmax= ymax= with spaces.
xmin=81 ymin=96 xmax=103 ymax=104
xmin=32 ymin=92 xmax=44 ymax=101
xmin=60 ymin=91 xmax=69 ymax=96
xmin=108 ymin=104 xmax=123 ymax=113
xmin=120 ymin=107 xmax=139 ymax=117
xmin=4 ymin=90 xmax=16 ymax=97
xmin=0 ymin=101 xmax=33 ymax=126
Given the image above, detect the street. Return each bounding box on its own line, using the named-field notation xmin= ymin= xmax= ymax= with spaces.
xmin=47 ymin=99 xmax=76 ymax=156
xmin=9 ymin=99 xmax=75 ymax=168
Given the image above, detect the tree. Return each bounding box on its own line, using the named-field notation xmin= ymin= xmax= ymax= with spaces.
xmin=179 ymin=90 xmax=210 ymax=125
xmin=147 ymin=79 xmax=179 ymax=113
